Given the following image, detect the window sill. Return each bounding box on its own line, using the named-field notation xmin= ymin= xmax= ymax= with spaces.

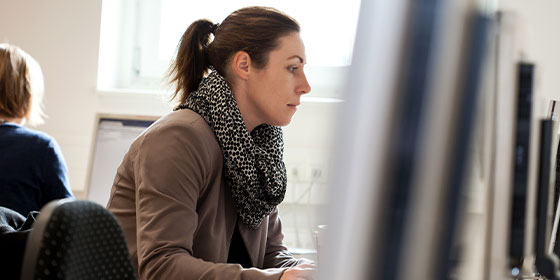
xmin=97 ymin=88 xmax=343 ymax=103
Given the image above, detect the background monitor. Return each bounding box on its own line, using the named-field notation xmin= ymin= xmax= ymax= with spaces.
xmin=85 ymin=114 xmax=159 ymax=206
xmin=545 ymin=100 xmax=560 ymax=256
xmin=533 ymin=118 xmax=560 ymax=279
xmin=509 ymin=62 xmax=535 ymax=271
xmin=553 ymin=109 xmax=560 ymax=257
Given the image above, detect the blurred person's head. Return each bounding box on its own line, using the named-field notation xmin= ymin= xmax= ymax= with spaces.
xmin=0 ymin=44 xmax=45 ymax=125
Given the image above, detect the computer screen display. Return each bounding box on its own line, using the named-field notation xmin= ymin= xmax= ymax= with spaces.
xmin=553 ymin=130 xmax=560 ymax=256
xmin=86 ymin=114 xmax=158 ymax=206
xmin=545 ymin=100 xmax=560 ymax=255
xmin=509 ymin=63 xmax=535 ymax=270
xmin=533 ymin=117 xmax=560 ymax=278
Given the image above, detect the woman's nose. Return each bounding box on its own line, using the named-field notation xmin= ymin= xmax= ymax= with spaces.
xmin=298 ymin=73 xmax=311 ymax=95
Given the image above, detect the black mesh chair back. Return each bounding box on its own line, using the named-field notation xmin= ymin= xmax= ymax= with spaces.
xmin=20 ymin=199 xmax=136 ymax=280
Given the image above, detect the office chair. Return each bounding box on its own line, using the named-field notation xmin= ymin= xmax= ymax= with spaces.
xmin=20 ymin=199 xmax=136 ymax=280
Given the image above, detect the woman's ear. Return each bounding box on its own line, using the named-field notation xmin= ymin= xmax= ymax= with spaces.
xmin=231 ymin=51 xmax=251 ymax=81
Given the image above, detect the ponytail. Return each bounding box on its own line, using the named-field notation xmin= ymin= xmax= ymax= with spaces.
xmin=167 ymin=19 xmax=214 ymax=105
xmin=168 ymin=7 xmax=300 ymax=107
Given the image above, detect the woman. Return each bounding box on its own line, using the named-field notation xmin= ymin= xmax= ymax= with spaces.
xmin=0 ymin=44 xmax=73 ymax=217
xmin=107 ymin=6 xmax=315 ymax=280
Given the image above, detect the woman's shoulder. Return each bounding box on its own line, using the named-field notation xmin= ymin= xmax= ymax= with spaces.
xmin=147 ymin=109 xmax=213 ymax=134
xmin=130 ymin=109 xmax=223 ymax=179
xmin=141 ymin=109 xmax=219 ymax=150
xmin=0 ymin=124 xmax=63 ymax=163
xmin=1 ymin=123 xmax=56 ymax=146
xmin=152 ymin=109 xmax=210 ymax=131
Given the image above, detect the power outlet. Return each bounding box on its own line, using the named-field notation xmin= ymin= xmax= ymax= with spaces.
xmin=287 ymin=163 xmax=328 ymax=183
xmin=287 ymin=164 xmax=304 ymax=182
xmin=309 ymin=165 xmax=327 ymax=183
xmin=311 ymin=167 xmax=322 ymax=180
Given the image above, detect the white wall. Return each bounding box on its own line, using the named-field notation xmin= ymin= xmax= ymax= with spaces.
xmin=498 ymin=1 xmax=560 ymax=276
xmin=500 ymin=0 xmax=560 ymax=114
xmin=1 ymin=0 xmax=104 ymax=196
xmin=458 ymin=1 xmax=560 ymax=278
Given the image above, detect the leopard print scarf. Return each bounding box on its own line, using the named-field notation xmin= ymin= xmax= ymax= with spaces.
xmin=177 ymin=69 xmax=287 ymax=229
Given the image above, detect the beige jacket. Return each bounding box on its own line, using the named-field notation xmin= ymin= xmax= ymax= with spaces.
xmin=107 ymin=109 xmax=303 ymax=280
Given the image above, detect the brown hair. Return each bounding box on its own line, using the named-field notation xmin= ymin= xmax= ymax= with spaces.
xmin=0 ymin=44 xmax=44 ymax=125
xmin=167 ymin=6 xmax=300 ymax=105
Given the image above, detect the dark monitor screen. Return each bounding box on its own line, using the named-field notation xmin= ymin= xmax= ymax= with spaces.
xmin=534 ymin=111 xmax=560 ymax=278
xmin=509 ymin=63 xmax=535 ymax=270
xmin=546 ymin=100 xmax=560 ymax=255
xmin=553 ymin=135 xmax=560 ymax=255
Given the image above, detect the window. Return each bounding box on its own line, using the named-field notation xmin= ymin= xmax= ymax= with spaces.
xmin=98 ymin=0 xmax=361 ymax=98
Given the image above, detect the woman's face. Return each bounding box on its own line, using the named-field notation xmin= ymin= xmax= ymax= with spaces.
xmin=245 ymin=32 xmax=311 ymax=127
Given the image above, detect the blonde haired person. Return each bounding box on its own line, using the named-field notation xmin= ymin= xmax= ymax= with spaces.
xmin=107 ymin=6 xmax=315 ymax=280
xmin=0 ymin=44 xmax=73 ymax=216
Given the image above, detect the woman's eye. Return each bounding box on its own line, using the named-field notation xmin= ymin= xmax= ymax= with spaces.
xmin=288 ymin=66 xmax=298 ymax=73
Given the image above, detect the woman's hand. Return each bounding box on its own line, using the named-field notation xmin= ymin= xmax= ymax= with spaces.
xmin=280 ymin=263 xmax=316 ymax=280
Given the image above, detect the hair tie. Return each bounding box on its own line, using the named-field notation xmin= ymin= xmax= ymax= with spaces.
xmin=211 ymin=23 xmax=220 ymax=34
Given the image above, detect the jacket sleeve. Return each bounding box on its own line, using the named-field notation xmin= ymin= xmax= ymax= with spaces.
xmin=133 ymin=118 xmax=286 ymax=280
xmin=263 ymin=207 xmax=314 ymax=268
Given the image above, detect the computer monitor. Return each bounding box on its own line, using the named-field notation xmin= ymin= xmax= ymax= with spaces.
xmin=552 ymin=119 xmax=560 ymax=257
xmin=318 ymin=1 xmax=492 ymax=279
xmin=85 ymin=114 xmax=159 ymax=206
xmin=545 ymin=100 xmax=560 ymax=255
xmin=533 ymin=117 xmax=560 ymax=279
xmin=509 ymin=63 xmax=535 ymax=271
